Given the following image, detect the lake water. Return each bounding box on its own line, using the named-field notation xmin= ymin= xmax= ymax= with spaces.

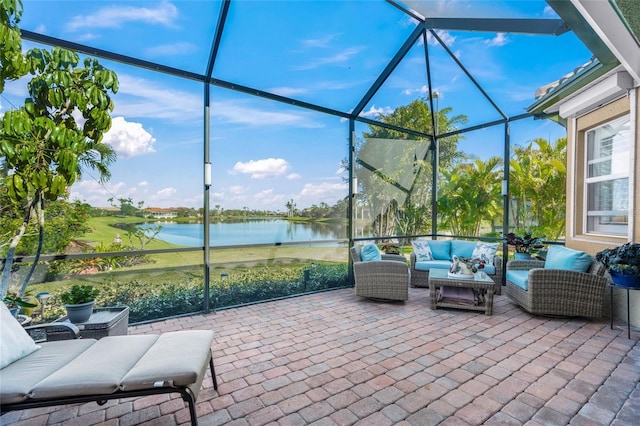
xmin=139 ymin=219 xmax=347 ymax=247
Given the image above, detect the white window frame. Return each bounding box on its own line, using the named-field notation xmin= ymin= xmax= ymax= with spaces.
xmin=583 ymin=115 xmax=630 ymax=236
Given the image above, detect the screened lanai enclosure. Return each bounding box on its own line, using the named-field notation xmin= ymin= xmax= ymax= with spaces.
xmin=1 ymin=0 xmax=593 ymax=324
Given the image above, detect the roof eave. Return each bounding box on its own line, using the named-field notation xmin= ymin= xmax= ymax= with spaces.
xmin=527 ymin=60 xmax=619 ymax=117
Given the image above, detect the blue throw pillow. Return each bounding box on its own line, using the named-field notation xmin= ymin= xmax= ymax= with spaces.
xmin=428 ymin=240 xmax=451 ymax=260
xmin=544 ymin=245 xmax=592 ymax=272
xmin=451 ymin=240 xmax=477 ymax=259
xmin=360 ymin=243 xmax=382 ymax=262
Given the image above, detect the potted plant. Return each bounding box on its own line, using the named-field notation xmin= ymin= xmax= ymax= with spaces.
xmin=506 ymin=232 xmax=546 ymax=260
xmin=60 ymin=285 xmax=100 ymax=323
xmin=3 ymin=290 xmax=38 ymax=318
xmin=595 ymin=243 xmax=640 ymax=288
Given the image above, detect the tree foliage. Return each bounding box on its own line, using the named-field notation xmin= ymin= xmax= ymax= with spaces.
xmin=356 ymin=98 xmax=468 ymax=238
xmin=510 ymin=137 xmax=566 ymax=239
xmin=0 ymin=0 xmax=119 ymax=298
xmin=438 ymin=156 xmax=503 ymax=236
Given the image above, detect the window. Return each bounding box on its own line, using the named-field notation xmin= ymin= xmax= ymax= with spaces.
xmin=585 ymin=115 xmax=630 ymax=236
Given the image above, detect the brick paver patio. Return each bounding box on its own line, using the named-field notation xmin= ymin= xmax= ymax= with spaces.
xmin=3 ymin=287 xmax=639 ymax=425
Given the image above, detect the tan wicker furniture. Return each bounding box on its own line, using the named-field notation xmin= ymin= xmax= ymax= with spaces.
xmin=505 ymin=258 xmax=608 ymax=317
xmin=350 ymin=245 xmax=409 ymax=301
xmin=428 ymin=269 xmax=496 ymax=315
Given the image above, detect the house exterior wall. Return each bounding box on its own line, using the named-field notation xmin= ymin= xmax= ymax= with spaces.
xmin=564 ymin=89 xmax=639 ymax=327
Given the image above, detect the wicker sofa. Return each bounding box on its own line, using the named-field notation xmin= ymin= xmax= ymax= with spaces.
xmin=350 ymin=245 xmax=410 ymax=301
xmin=505 ymin=246 xmax=608 ymax=317
xmin=409 ymin=239 xmax=503 ymax=292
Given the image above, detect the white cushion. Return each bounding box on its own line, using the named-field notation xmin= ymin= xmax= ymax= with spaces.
xmin=472 ymin=242 xmax=499 ymax=264
xmin=412 ymin=239 xmax=433 ymax=261
xmin=0 ymin=301 xmax=40 ymax=369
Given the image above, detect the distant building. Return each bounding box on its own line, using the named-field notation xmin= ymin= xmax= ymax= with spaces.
xmin=143 ymin=207 xmax=178 ymax=219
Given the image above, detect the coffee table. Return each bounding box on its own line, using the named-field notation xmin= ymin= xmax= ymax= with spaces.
xmin=428 ymin=268 xmax=495 ymax=315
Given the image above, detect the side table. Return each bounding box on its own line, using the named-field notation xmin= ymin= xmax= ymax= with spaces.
xmin=609 ymin=283 xmax=639 ymax=339
xmin=428 ymin=269 xmax=495 ymax=315
xmin=52 ymin=306 xmax=130 ymax=340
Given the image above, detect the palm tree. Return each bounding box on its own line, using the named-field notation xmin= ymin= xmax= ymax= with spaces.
xmin=438 ymin=157 xmax=503 ymax=236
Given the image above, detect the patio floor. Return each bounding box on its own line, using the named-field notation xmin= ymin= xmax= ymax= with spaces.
xmin=3 ymin=286 xmax=639 ymax=425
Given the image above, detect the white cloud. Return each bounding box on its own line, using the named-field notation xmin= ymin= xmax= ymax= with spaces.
xmin=67 ymin=1 xmax=179 ymax=31
xmin=287 ymin=173 xmax=302 ymax=180
xmin=543 ymin=5 xmax=558 ymax=17
xmin=230 ymin=158 xmax=291 ymax=179
xmin=298 ymin=182 xmax=348 ymax=203
xmin=485 ymin=33 xmax=508 ymax=47
xmin=103 ymin=117 xmax=156 ymax=158
xmin=295 ymin=47 xmax=364 ymax=70
xmin=155 ymin=187 xmax=177 ymax=198
xmin=403 ymin=85 xmax=429 ymax=96
xmin=68 ymin=179 xmax=132 ymax=206
xmin=212 ymin=101 xmax=323 ymax=128
xmin=301 ymin=34 xmax=340 ymax=48
xmin=254 ymin=189 xmax=285 ymax=206
xmin=427 ymin=30 xmax=456 ymax=47
xmin=145 ymin=42 xmax=198 ymax=58
xmin=229 ymin=185 xmax=247 ymax=195
xmin=269 ymin=87 xmax=308 ymax=97
xmin=138 ymin=181 xmax=149 ymax=187
xmin=114 ymin=74 xmax=201 ymax=121
xmin=359 ymin=105 xmax=394 ymax=118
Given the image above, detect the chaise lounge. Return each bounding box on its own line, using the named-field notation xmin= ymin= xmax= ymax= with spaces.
xmin=0 ymin=302 xmax=217 ymax=426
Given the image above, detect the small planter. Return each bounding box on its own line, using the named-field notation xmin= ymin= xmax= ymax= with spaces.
xmin=610 ymin=271 xmax=640 ymax=288
xmin=65 ymin=300 xmax=95 ymax=323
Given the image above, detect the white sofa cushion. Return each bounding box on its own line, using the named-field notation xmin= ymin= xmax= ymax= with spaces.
xmin=0 ymin=301 xmax=40 ymax=370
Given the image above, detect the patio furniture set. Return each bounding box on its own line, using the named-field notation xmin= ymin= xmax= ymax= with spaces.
xmin=0 ymin=242 xmax=615 ymax=425
xmin=352 ymin=241 xmax=610 ymax=320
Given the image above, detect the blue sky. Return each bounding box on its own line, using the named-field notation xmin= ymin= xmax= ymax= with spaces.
xmin=1 ymin=1 xmax=593 ymax=212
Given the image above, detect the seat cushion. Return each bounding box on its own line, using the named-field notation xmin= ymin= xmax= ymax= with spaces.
xmin=120 ymin=330 xmax=215 ymax=398
xmin=506 ymin=270 xmax=529 ymax=290
xmin=544 ymin=246 xmax=592 ymax=272
xmin=0 ymin=339 xmax=97 ymax=404
xmin=29 ymin=335 xmax=160 ymax=400
xmin=414 ymin=260 xmax=452 ymax=271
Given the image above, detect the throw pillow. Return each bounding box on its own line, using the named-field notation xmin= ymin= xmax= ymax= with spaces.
xmin=0 ymin=301 xmax=40 ymax=369
xmin=544 ymin=245 xmax=592 ymax=272
xmin=451 ymin=240 xmax=477 ymax=259
xmin=427 ymin=240 xmax=452 ymax=260
xmin=360 ymin=243 xmax=382 ymax=262
xmin=412 ymin=239 xmax=433 ymax=261
xmin=472 ymin=242 xmax=499 ymax=264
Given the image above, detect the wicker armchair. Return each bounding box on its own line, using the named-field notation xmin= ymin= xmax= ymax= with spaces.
xmin=350 ymin=246 xmax=410 ymax=301
xmin=505 ymin=257 xmax=608 ymax=317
